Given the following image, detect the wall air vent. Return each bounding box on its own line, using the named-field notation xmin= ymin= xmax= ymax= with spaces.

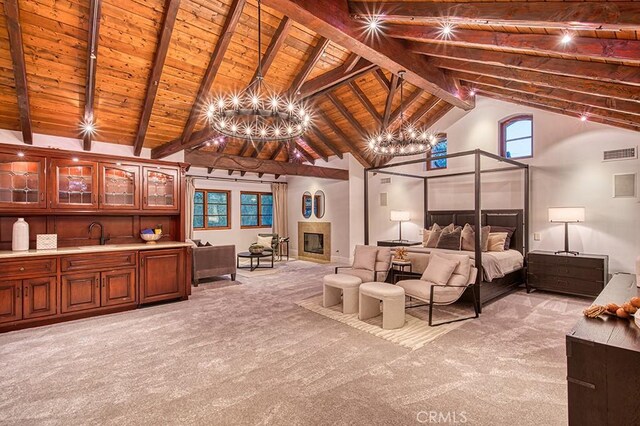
xmin=380 ymin=192 xmax=388 ymax=207
xmin=380 ymin=177 xmax=392 ymax=184
xmin=603 ymin=147 xmax=637 ymax=162
xmin=613 ymin=173 xmax=636 ymax=198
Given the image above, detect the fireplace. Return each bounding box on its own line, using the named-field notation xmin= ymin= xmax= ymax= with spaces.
xmin=298 ymin=222 xmax=331 ymax=262
xmin=304 ymin=232 xmax=324 ymax=254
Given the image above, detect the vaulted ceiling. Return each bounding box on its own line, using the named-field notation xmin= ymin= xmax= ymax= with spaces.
xmin=0 ymin=0 xmax=638 ymax=170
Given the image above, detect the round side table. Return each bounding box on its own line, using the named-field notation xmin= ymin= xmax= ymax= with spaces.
xmin=391 ymin=259 xmax=412 ymax=273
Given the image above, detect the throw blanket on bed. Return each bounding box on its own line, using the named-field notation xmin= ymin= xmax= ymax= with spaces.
xmin=404 ymin=247 xmax=524 ymax=282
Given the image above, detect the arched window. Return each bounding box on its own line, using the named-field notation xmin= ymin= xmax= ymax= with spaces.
xmin=500 ymin=115 xmax=533 ymax=159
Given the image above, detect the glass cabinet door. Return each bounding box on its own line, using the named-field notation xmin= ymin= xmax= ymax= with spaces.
xmin=0 ymin=153 xmax=46 ymax=209
xmin=99 ymin=163 xmax=140 ymax=210
xmin=143 ymin=166 xmax=178 ymax=210
xmin=51 ymin=159 xmax=98 ymax=209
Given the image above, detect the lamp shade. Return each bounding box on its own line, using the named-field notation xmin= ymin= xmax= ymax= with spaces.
xmin=390 ymin=210 xmax=411 ymax=222
xmin=548 ymin=207 xmax=585 ymax=223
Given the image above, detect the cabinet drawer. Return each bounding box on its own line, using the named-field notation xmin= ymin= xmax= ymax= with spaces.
xmin=61 ymin=251 xmax=136 ymax=272
xmin=528 ymin=273 xmax=603 ymax=296
xmin=0 ymin=258 xmax=56 ymax=279
xmin=529 ymin=254 xmax=604 ymax=269
xmin=528 ymin=263 xmax=603 ymax=281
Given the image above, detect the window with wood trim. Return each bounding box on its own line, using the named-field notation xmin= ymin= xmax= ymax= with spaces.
xmin=426 ymin=134 xmax=447 ymax=170
xmin=193 ymin=190 xmax=230 ymax=230
xmin=240 ymin=192 xmax=273 ymax=228
xmin=500 ymin=115 xmax=533 ymax=159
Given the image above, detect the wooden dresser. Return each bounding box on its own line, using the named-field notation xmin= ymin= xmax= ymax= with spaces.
xmin=566 ymin=273 xmax=640 ymax=425
xmin=527 ymin=250 xmax=608 ymax=297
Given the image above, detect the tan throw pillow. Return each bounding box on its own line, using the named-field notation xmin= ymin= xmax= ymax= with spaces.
xmin=352 ymin=245 xmax=378 ymax=271
xmin=461 ymin=223 xmax=491 ymax=252
xmin=487 ymin=232 xmax=508 ymax=252
xmin=257 ymin=235 xmax=273 ymax=248
xmin=436 ymin=226 xmax=462 ymax=250
xmin=425 ymin=223 xmax=442 ymax=248
xmin=422 ymin=229 xmax=431 ymax=246
xmin=421 ymin=254 xmax=460 ymax=286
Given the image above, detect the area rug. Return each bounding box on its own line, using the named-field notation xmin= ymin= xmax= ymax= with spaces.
xmin=236 ymin=259 xmax=318 ymax=278
xmin=296 ymin=295 xmax=468 ymax=350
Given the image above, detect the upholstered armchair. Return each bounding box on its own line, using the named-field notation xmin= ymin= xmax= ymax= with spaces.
xmin=192 ymin=244 xmax=236 ymax=285
xmin=335 ymin=245 xmax=392 ymax=283
xmin=394 ymin=252 xmax=478 ymax=326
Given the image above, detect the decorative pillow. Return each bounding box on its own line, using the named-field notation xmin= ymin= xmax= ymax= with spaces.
xmin=257 ymin=235 xmax=273 ymax=248
xmin=461 ymin=224 xmax=491 ymax=252
xmin=487 ymin=232 xmax=508 ymax=252
xmin=196 ymin=240 xmax=206 ymax=247
xmin=352 ymin=245 xmax=378 ymax=271
xmin=185 ymin=239 xmax=198 ymax=248
xmin=425 ymin=223 xmax=442 ymax=248
xmin=204 ymin=242 xmax=212 ymax=247
xmin=421 ymin=254 xmax=460 ymax=286
xmin=489 ymin=226 xmax=516 ymax=250
xmin=435 ymin=226 xmax=462 ymax=250
xmin=422 ymin=229 xmax=431 ymax=246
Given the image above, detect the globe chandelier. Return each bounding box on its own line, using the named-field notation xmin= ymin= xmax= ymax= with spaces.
xmin=368 ymin=71 xmax=439 ymax=157
xmin=206 ymin=0 xmax=311 ymax=142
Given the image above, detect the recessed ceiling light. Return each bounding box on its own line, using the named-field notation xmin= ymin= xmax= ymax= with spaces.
xmin=17 ymin=152 xmax=24 ymax=158
xmin=364 ymin=15 xmax=382 ymax=34
xmin=469 ymin=88 xmax=477 ymax=96
xmin=440 ymin=22 xmax=455 ymax=38
xmin=561 ymin=33 xmax=573 ymax=44
xmin=580 ymin=114 xmax=588 ymax=122
xmin=72 ymin=157 xmax=79 ymax=162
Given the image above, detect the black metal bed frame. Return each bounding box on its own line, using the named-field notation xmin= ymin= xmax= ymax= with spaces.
xmin=363 ymin=149 xmax=530 ymax=314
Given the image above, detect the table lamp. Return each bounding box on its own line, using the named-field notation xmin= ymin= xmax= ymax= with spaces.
xmin=548 ymin=207 xmax=585 ymax=255
xmin=390 ymin=210 xmax=410 ymax=242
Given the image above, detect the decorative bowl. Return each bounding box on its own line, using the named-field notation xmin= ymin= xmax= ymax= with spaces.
xmin=141 ymin=233 xmax=162 ymax=244
xmin=249 ymin=244 xmax=264 ymax=254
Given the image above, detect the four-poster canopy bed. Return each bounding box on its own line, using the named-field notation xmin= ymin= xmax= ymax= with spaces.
xmin=364 ymin=149 xmax=530 ymax=313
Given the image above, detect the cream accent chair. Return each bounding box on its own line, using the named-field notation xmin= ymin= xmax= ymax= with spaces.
xmin=335 ymin=245 xmax=392 ymax=283
xmin=394 ymin=252 xmax=479 ymax=326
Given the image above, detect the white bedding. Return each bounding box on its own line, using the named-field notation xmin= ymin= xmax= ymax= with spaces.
xmin=404 ymin=247 xmax=524 ymax=282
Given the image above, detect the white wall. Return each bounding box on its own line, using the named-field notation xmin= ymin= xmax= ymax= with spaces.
xmin=368 ymin=96 xmax=640 ymax=273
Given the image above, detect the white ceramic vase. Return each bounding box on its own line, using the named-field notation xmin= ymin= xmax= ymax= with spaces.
xmin=12 ymin=218 xmax=29 ymax=252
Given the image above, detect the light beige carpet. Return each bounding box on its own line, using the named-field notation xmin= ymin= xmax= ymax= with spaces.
xmin=297 ymin=295 xmax=467 ymax=350
xmin=0 ymin=261 xmax=588 ymax=425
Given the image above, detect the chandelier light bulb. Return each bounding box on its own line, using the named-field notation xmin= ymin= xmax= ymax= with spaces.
xmin=561 ymin=33 xmax=573 ymax=44
xmin=580 ymin=114 xmax=588 ymax=122
xmin=441 ymin=22 xmax=454 ymax=37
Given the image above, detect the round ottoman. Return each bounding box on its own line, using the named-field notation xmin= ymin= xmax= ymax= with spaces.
xmin=323 ymin=274 xmax=363 ymax=314
xmin=359 ymin=282 xmax=406 ymax=330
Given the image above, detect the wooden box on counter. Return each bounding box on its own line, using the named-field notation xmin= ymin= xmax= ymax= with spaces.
xmin=0 ymin=143 xmax=192 ymax=332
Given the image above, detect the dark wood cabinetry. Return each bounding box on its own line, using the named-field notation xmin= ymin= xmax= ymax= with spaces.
xmin=0 ymin=153 xmax=47 ymax=209
xmin=0 ymin=277 xmax=58 ymax=322
xmin=102 ymin=268 xmax=136 ymax=307
xmin=566 ymin=274 xmax=640 ymax=425
xmin=139 ymin=248 xmax=185 ymax=303
xmin=61 ymin=272 xmax=101 ymax=313
xmin=527 ymin=251 xmax=608 ymax=297
xmin=99 ymin=163 xmax=140 ymax=210
xmin=0 ymin=281 xmax=22 ymax=324
xmin=142 ymin=166 xmax=178 ymax=211
xmin=50 ymin=159 xmax=99 ymax=209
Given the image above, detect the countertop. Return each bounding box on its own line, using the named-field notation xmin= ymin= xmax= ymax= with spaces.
xmin=0 ymin=241 xmax=192 ymax=259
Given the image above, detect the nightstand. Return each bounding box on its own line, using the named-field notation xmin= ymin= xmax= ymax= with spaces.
xmin=377 ymin=240 xmax=422 ymax=247
xmin=527 ymin=250 xmax=609 ymax=297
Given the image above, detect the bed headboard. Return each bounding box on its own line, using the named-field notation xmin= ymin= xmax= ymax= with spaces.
xmin=425 ymin=209 xmax=525 ymax=254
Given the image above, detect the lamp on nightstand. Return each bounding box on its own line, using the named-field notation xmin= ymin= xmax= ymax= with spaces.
xmin=390 ymin=210 xmax=410 ymax=242
xmin=548 ymin=207 xmax=585 ymax=255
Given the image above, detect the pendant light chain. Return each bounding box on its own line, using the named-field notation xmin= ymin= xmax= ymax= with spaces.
xmin=257 ymin=0 xmax=262 ymax=79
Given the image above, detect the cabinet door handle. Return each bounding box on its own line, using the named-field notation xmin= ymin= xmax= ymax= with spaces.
xmin=19 ymin=267 xmax=25 ymax=271
xmin=102 ymin=277 xmax=105 ymax=288
xmin=16 ymin=287 xmax=20 ymax=298
xmin=24 ymin=287 xmax=28 ymax=297
xmin=40 ymin=192 xmax=44 ymax=201
xmin=96 ymin=278 xmax=99 ymax=288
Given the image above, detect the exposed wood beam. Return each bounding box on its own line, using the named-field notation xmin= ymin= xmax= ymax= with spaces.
xmin=275 ymin=174 xmax=281 ymax=179
xmin=407 ymin=96 xmax=442 ymax=125
xmin=343 ymin=53 xmax=361 ymax=72
xmin=349 ymin=81 xmax=382 ymax=125
xmin=133 ymin=0 xmax=181 ymax=156
xmin=430 ymin=57 xmax=640 ymax=103
xmin=420 ymin=102 xmax=454 ymax=130
xmin=252 ymin=16 xmax=292 ymax=80
xmin=4 ymin=0 xmax=32 ymax=144
xmin=374 ymin=69 xmax=390 ymax=91
xmin=228 ymin=170 xmax=234 ymax=176
xmin=83 ymin=0 xmax=101 ymax=151
xmin=217 ymin=140 xmax=227 ymax=153
xmin=317 ymin=110 xmax=371 ymax=167
xmin=349 ymin=1 xmax=640 ymax=30
xmin=186 ymin=150 xmax=349 ymax=180
xmin=410 ymin=42 xmax=640 ymax=87
xmin=289 ymin=36 xmax=330 ymax=95
xmin=293 ymin=141 xmax=315 ymax=164
xmin=258 ymin=173 xmax=264 ymax=178
xmin=478 ymin=90 xmax=640 ymax=133
xmin=311 ymin=128 xmax=343 ymax=159
xmin=240 ymin=171 xmax=246 ymax=176
xmin=269 ymin=143 xmax=285 ymax=160
xmin=300 ymin=58 xmax=377 ymax=99
xmin=262 ymin=0 xmax=473 ymax=109
xmin=207 ymin=167 xmax=214 ymax=174
xmin=382 ymin=74 xmax=399 ymax=127
xmin=151 ymin=127 xmax=215 ymax=159
xmin=250 ymin=142 xmax=266 ymax=158
xmin=237 ymin=141 xmax=251 ymax=157
xmin=326 ymin=92 xmax=369 ymax=139
xmin=453 ymin=71 xmax=640 ymax=117
xmin=300 ymin=137 xmax=329 ymax=162
xmin=472 ymin=84 xmax=640 ymax=129
xmin=179 ymin=0 xmax=246 ymax=144
xmin=388 ymin=88 xmax=424 ymax=130
xmin=387 ymin=25 xmax=640 ymax=64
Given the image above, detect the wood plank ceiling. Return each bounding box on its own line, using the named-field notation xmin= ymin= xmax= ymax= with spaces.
xmin=0 ymin=0 xmax=637 ymax=170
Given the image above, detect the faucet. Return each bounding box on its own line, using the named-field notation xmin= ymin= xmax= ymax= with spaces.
xmin=89 ymin=222 xmax=111 ymax=245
